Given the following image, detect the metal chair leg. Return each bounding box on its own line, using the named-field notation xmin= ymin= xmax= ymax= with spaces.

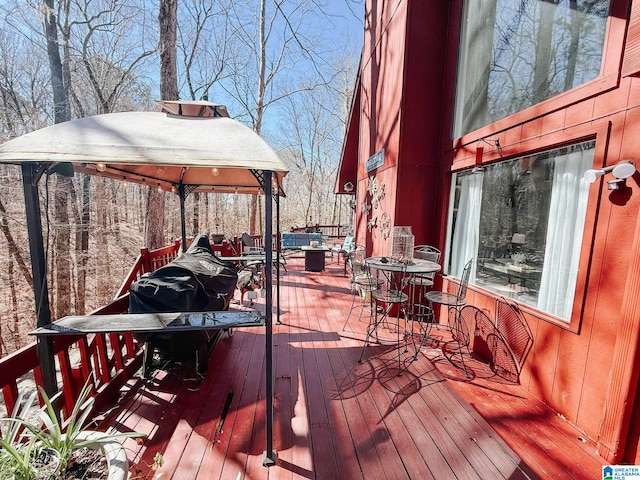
xmin=447 ymin=306 xmax=471 ymax=378
xmin=412 ymin=303 xmax=435 ymax=361
xmin=357 ymin=303 xmax=383 ymax=364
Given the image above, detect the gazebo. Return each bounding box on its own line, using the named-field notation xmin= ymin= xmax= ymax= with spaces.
xmin=0 ymin=100 xmax=288 ymax=465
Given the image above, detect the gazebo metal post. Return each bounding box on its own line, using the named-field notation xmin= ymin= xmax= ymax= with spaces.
xmin=177 ymin=182 xmax=188 ymax=252
xmin=275 ymin=191 xmax=281 ymax=325
xmin=262 ymin=170 xmax=276 ymax=466
xmin=176 ymin=181 xmax=199 ymax=252
xmin=21 ymin=163 xmax=57 ymax=399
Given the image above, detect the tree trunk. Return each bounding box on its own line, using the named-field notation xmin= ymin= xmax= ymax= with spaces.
xmin=43 ymin=0 xmax=70 ymax=125
xmin=145 ymin=188 xmax=166 ymax=249
xmin=193 ymin=192 xmax=200 ymax=233
xmin=96 ymin=178 xmax=111 ymax=302
xmin=146 ymin=0 xmax=179 ymax=250
xmin=0 ymin=197 xmax=32 ymax=285
xmin=69 ymin=175 xmax=90 ymax=314
xmin=248 ymin=0 xmax=267 ymax=235
xmin=43 ymin=0 xmax=73 ymax=321
xmin=159 ymin=0 xmax=179 ymax=101
xmin=54 ymin=175 xmax=72 ymax=317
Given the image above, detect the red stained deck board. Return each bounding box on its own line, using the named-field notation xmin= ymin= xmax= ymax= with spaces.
xmin=301 ymin=271 xmax=368 ymax=480
xmin=290 ymin=276 xmax=350 ymax=478
xmin=405 ymin=352 xmax=532 ymax=479
xmin=314 ymin=270 xmax=406 ymax=478
xmin=199 ymin=330 xmax=263 ymax=479
xmin=448 ymin=376 xmax=603 ymax=479
xmin=155 ymin=339 xmax=235 ymax=478
xmin=352 ymin=354 xmax=436 ymax=479
xmin=170 ymin=332 xmax=252 ymax=479
xmin=218 ymin=329 xmax=266 ymax=478
xmin=119 ymin=370 xmax=183 ymax=474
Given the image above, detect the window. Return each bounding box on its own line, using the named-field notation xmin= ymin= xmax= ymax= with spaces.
xmin=445 ymin=141 xmax=594 ymax=320
xmin=454 ymin=0 xmax=610 ymax=137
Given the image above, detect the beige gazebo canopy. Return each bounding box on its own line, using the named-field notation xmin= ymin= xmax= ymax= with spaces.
xmin=0 ymin=100 xmax=288 ymax=195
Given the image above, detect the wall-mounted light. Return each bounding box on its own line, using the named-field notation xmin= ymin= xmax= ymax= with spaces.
xmin=344 ymin=181 xmax=354 ymax=193
xmin=612 ymin=161 xmax=636 ymax=179
xmin=584 ymin=160 xmax=636 ymax=187
xmin=96 ymin=162 xmax=106 ymax=172
xmin=211 ymin=167 xmax=220 ymax=176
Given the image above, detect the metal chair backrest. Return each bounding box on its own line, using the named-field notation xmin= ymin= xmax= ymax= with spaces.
xmin=455 ymin=259 xmax=473 ymax=303
xmin=241 ymin=233 xmax=256 ymax=248
xmin=413 ymin=245 xmax=441 ymax=281
xmin=347 ymin=244 xmax=367 ymax=277
xmin=495 ymin=296 xmax=533 ymax=371
xmin=342 ymin=235 xmax=355 ymax=252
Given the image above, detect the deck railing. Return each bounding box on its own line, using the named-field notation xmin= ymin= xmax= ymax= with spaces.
xmin=289 ymin=224 xmax=349 ymax=238
xmin=0 ymin=242 xmax=181 ymax=420
xmin=0 ymin=226 xmax=346 ymax=419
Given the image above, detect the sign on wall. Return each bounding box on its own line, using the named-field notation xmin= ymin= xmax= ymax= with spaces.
xmin=365 ymin=148 xmax=384 ymax=173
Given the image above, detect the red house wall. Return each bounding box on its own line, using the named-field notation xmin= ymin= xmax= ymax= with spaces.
xmin=357 ymin=0 xmax=451 ymax=253
xmin=351 ymin=0 xmax=640 ymax=464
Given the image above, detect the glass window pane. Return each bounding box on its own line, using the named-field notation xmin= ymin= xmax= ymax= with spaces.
xmin=454 ymin=0 xmax=610 ymax=137
xmin=446 ymin=141 xmax=594 ymax=320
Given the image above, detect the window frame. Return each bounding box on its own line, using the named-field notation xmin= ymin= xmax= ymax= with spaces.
xmin=446 ymin=122 xmax=611 ymax=333
xmin=451 ymin=0 xmax=627 ymax=146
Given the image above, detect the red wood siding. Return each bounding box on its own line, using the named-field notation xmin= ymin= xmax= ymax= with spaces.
xmin=347 ymin=0 xmax=640 ymax=464
xmin=623 ymin=0 xmax=640 ymax=76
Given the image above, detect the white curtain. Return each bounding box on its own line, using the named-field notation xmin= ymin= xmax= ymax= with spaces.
xmin=450 ymin=171 xmax=483 ymax=280
xmin=537 ymin=149 xmax=592 ymax=319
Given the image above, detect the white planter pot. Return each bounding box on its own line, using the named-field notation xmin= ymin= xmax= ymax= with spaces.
xmin=74 ymin=432 xmax=128 ymax=480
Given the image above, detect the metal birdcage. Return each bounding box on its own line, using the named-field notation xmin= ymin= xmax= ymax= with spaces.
xmin=390 ymin=226 xmax=414 ymax=263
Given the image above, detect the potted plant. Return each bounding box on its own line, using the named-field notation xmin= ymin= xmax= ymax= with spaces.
xmin=0 ymin=380 xmax=146 ymax=480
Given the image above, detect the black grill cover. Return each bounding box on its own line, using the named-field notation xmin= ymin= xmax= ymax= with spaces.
xmin=129 ymin=235 xmax=239 ymax=369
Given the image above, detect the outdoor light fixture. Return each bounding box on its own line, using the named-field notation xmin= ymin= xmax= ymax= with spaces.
xmin=96 ymin=162 xmax=106 ymax=172
xmin=584 ymin=160 xmax=636 ymax=184
xmin=211 ymin=167 xmax=220 ymax=176
xmin=344 ymin=181 xmax=354 ymax=193
xmin=612 ymin=161 xmax=636 ymax=179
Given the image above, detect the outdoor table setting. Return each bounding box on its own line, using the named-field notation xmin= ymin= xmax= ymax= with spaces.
xmin=358 ymin=256 xmax=441 ymax=374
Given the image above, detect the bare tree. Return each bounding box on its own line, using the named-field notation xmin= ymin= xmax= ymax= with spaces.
xmin=178 ymin=0 xmax=230 ymax=101
xmin=145 ymin=0 xmax=178 ymax=250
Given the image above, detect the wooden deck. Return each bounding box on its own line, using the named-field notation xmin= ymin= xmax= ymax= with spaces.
xmin=104 ymin=255 xmax=606 ymax=479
